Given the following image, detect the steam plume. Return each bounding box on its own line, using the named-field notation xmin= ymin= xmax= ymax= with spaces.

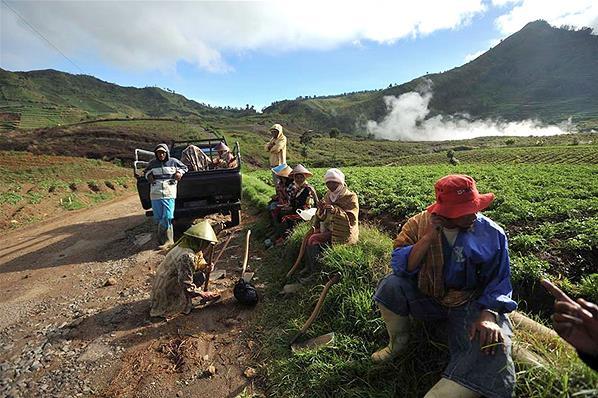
xmin=366 ymin=82 xmax=571 ymax=141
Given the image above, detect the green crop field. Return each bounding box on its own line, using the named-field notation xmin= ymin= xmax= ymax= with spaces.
xmin=392 ymin=144 xmax=598 ymax=165
xmin=244 ymin=156 xmax=598 ymax=397
xmin=252 ymin=164 xmax=598 ymax=304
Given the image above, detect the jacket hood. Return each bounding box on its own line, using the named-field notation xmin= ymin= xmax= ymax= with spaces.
xmin=154 ymin=143 xmax=170 ymax=160
xmin=270 ymin=124 xmax=283 ymax=138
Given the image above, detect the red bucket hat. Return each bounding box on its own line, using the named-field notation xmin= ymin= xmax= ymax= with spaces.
xmin=426 ymin=175 xmax=494 ymax=219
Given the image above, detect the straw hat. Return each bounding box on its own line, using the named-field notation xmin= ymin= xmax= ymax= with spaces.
xmin=289 ymin=164 xmax=313 ymax=178
xmin=272 ymin=164 xmax=293 ymax=177
xmin=183 ymin=220 xmax=218 ymax=243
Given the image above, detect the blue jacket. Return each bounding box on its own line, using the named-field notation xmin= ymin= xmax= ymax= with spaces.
xmin=391 ymin=214 xmax=517 ymax=313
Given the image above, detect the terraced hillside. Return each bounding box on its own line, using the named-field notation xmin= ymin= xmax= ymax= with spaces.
xmin=0 ymin=151 xmax=134 ymax=230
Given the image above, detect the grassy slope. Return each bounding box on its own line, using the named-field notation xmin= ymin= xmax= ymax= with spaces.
xmin=0 ymin=68 xmax=246 ymax=130
xmin=242 ymin=173 xmax=598 ymax=397
xmin=0 ymin=151 xmax=135 ymax=231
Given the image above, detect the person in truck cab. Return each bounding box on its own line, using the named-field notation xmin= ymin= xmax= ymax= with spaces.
xmin=144 ymin=143 xmax=188 ymax=249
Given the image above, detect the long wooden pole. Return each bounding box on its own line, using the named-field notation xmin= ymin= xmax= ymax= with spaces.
xmin=286 ymin=227 xmax=315 ymax=279
xmin=289 ymin=272 xmax=342 ymax=346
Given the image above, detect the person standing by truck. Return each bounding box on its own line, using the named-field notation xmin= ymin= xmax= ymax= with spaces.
xmin=265 ymin=124 xmax=287 ymax=184
xmin=144 ymin=143 xmax=188 ymax=248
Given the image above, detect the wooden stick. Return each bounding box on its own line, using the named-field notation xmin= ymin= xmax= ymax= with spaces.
xmin=213 ymin=232 xmax=236 ymax=266
xmin=203 ymin=243 xmax=215 ymax=292
xmin=286 ymin=227 xmax=316 ymax=279
xmin=241 ymin=230 xmax=251 ymax=275
xmin=289 ymin=272 xmax=342 ymax=346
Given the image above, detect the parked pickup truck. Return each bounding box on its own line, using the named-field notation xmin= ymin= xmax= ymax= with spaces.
xmin=133 ymin=138 xmax=242 ymax=226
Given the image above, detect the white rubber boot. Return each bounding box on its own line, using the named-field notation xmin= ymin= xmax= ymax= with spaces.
xmin=371 ymin=303 xmax=410 ymax=363
xmin=424 ymin=378 xmax=481 ymax=398
xmin=158 ymin=225 xmax=175 ymax=250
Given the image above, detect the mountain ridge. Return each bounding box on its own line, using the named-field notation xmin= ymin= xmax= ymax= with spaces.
xmin=1 ymin=20 xmax=597 ymax=132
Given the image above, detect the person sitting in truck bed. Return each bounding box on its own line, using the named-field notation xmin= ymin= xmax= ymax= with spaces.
xmin=144 ymin=143 xmax=188 ymax=249
xmin=212 ymin=142 xmax=237 ymax=169
xmin=181 ymin=144 xmax=210 ymax=171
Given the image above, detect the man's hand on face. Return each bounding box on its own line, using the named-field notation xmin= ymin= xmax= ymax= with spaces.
xmin=542 ymin=279 xmax=598 ymax=356
xmin=424 ymin=214 xmax=446 ymax=239
xmin=174 ymin=172 xmax=182 ymax=181
xmin=469 ymin=310 xmax=505 ymax=355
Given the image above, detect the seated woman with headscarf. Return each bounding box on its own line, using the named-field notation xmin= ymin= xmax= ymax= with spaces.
xmin=150 ymin=221 xmax=221 ymax=318
xmin=212 ymin=142 xmax=237 ymax=169
xmin=294 ymin=168 xmax=359 ymax=275
xmin=276 ymin=164 xmax=319 ymax=242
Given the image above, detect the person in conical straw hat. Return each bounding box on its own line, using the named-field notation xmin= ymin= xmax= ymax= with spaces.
xmin=372 ymin=174 xmax=516 ymax=398
xmin=275 ymin=164 xmax=319 ymax=243
xmin=213 ymin=141 xmax=237 ymax=169
xmin=150 ymin=220 xmax=221 ymax=318
xmin=267 ymin=164 xmax=293 ymax=222
xmin=264 ymin=124 xmax=287 ymax=184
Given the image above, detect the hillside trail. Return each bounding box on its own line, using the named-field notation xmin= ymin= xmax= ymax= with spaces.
xmin=0 ymin=194 xmax=263 ymax=397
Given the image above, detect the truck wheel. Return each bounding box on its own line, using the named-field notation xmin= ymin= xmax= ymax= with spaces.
xmin=228 ymin=209 xmax=241 ymax=227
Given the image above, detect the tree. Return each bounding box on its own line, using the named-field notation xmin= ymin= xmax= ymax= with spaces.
xmin=329 ymin=128 xmax=340 ymax=139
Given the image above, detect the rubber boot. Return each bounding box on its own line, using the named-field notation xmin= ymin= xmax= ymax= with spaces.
xmin=156 ymin=223 xmax=167 ymax=246
xmin=423 ymin=378 xmax=481 ymax=398
xmin=159 ymin=225 xmax=175 ymax=250
xmin=371 ymin=302 xmax=410 ymax=363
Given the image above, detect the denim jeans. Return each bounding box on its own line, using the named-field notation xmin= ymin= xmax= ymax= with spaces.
xmin=374 ymin=273 xmax=515 ymax=398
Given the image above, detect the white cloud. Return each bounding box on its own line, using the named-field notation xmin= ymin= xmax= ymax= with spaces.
xmin=366 ymin=82 xmax=570 ymax=141
xmin=1 ymin=1 xmax=485 ymax=73
xmin=494 ymin=0 xmax=598 ymax=34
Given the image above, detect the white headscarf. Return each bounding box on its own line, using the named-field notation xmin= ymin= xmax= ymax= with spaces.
xmin=324 ymin=168 xmax=347 ymax=202
xmin=324 ymin=168 xmax=345 ymax=185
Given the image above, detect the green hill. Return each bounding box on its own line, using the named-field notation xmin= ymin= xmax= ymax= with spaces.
xmin=0 ymin=68 xmax=248 ymax=130
xmin=263 ymin=21 xmax=598 ymax=134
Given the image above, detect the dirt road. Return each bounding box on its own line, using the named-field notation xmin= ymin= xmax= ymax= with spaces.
xmin=0 ymin=195 xmax=261 ymax=397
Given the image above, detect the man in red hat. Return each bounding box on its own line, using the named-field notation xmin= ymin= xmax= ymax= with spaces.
xmin=372 ymin=174 xmax=516 ymax=398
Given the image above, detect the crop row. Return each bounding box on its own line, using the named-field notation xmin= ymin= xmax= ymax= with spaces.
xmin=392 ymin=144 xmax=598 ymax=165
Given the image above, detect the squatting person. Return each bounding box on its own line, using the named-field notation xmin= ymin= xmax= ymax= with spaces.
xmin=144 ymin=143 xmax=188 ymax=248
xmin=372 ymin=174 xmax=516 ymax=398
xmin=150 ymin=220 xmax=220 ymax=318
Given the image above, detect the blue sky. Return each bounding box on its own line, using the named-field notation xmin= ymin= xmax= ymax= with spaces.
xmin=2 ymin=1 xmax=597 ymax=110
